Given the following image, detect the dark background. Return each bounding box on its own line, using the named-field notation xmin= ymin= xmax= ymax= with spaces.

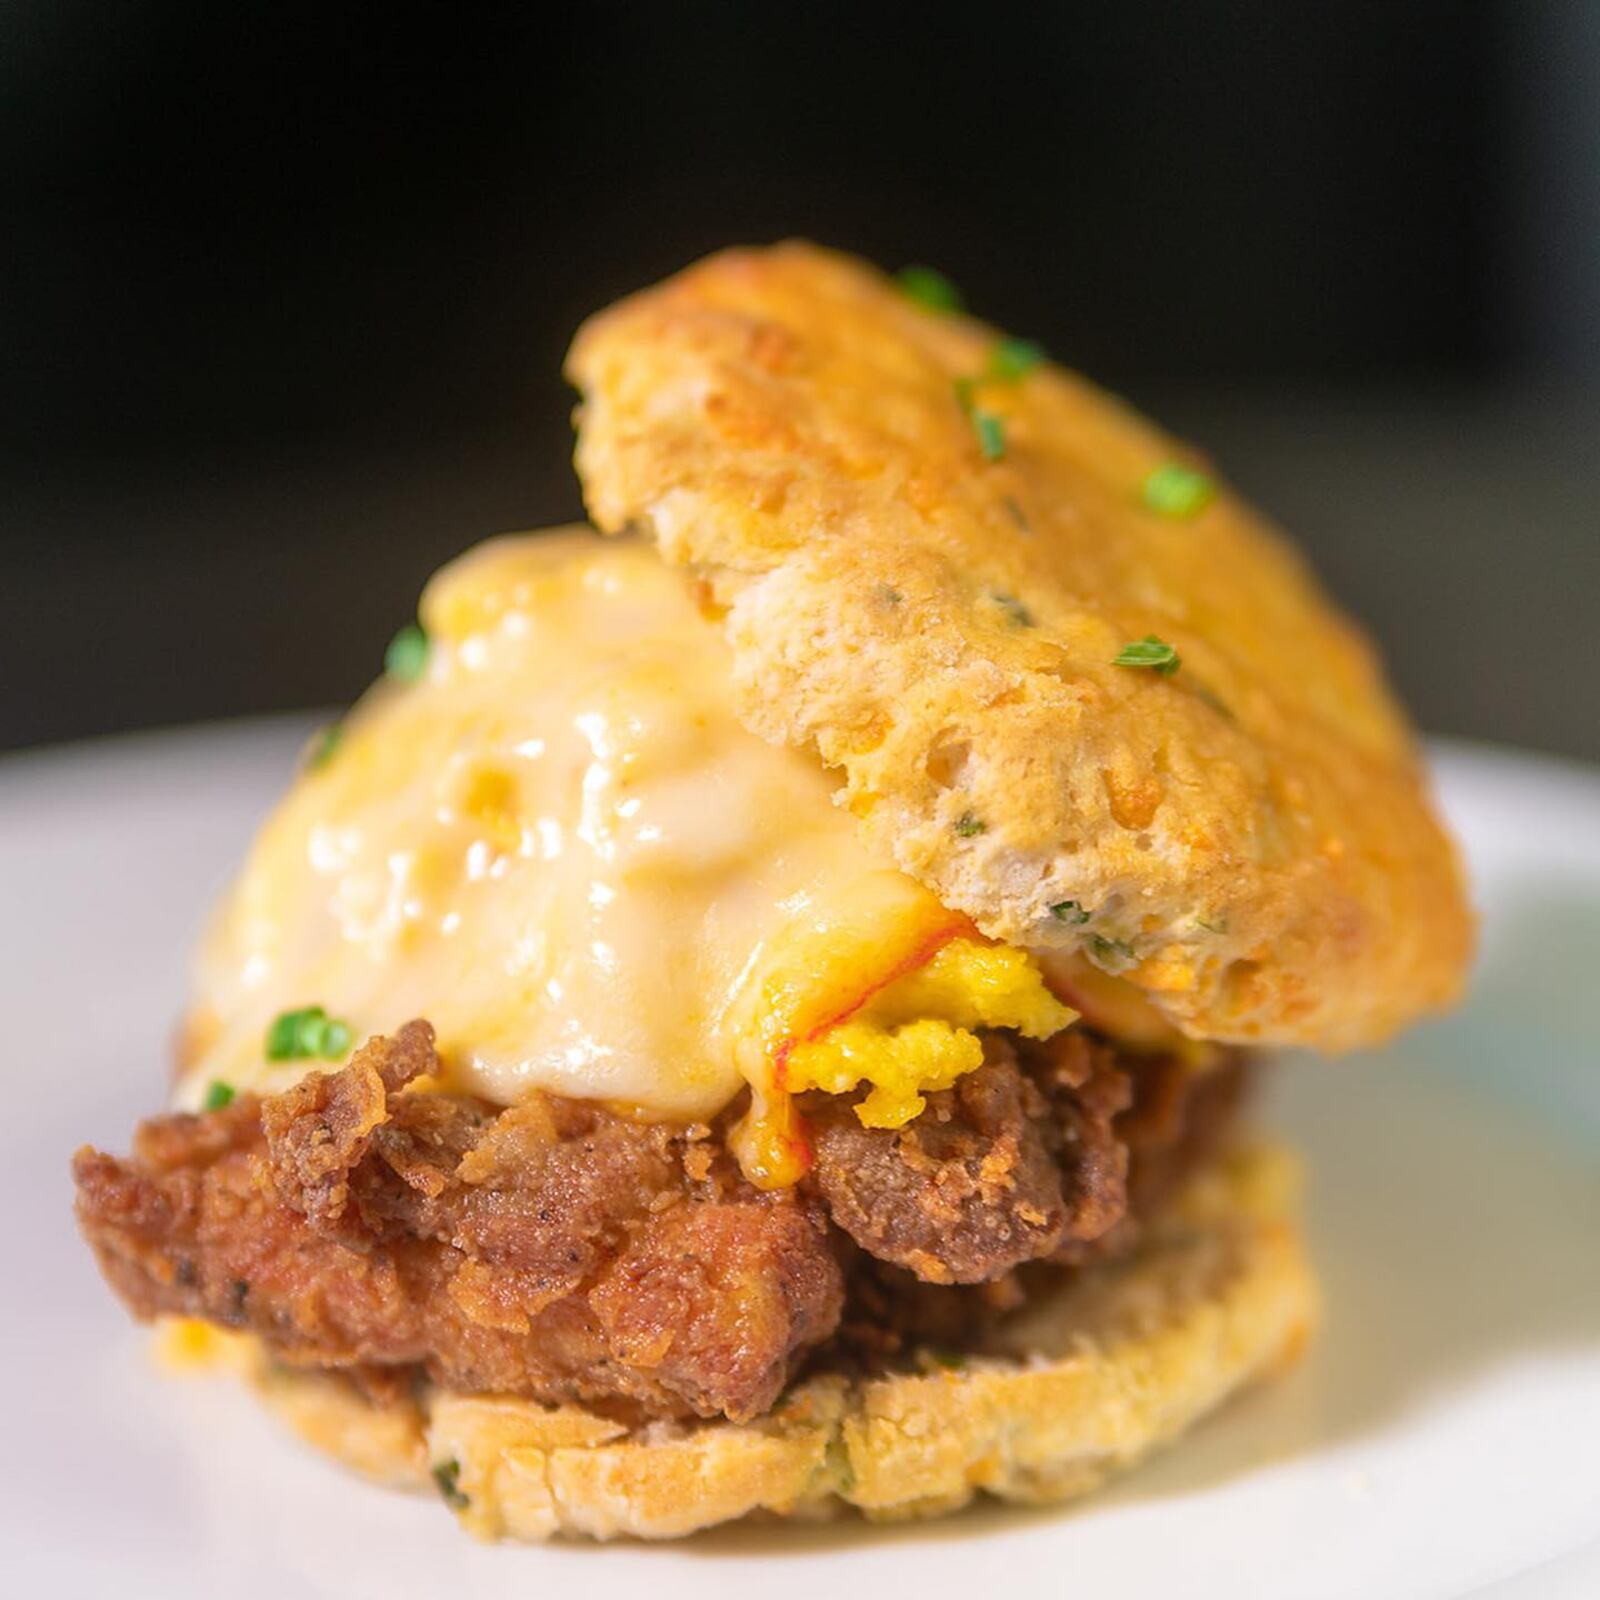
xmin=5 ymin=3 xmax=1597 ymax=758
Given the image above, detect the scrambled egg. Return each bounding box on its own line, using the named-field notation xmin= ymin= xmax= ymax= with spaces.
xmin=783 ymin=940 xmax=1075 ymax=1127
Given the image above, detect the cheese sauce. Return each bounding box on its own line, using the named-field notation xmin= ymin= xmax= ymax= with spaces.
xmin=179 ymin=531 xmax=961 ymax=1143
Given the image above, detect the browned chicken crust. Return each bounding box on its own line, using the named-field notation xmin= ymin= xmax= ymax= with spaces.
xmin=75 ymin=1022 xmax=1247 ymax=1423
xmin=76 ymin=1024 xmax=841 ymax=1423
xmin=808 ymin=1033 xmax=1131 ymax=1283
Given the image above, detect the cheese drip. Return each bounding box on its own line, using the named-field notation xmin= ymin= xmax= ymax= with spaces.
xmin=179 ymin=530 xmax=1075 ymax=1181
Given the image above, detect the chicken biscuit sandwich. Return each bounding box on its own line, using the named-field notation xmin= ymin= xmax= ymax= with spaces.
xmin=73 ymin=243 xmax=1472 ymax=1540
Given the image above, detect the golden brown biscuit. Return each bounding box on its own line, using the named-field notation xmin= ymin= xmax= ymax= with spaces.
xmin=170 ymin=1143 xmax=1314 ymax=1542
xmin=567 ymin=243 xmax=1473 ymax=1048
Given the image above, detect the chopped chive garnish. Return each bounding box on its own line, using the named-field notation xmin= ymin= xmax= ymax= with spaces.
xmin=432 ymin=1458 xmax=470 ymax=1510
xmin=993 ymin=592 xmax=1033 ymax=627
xmin=955 ymin=811 xmax=986 ymax=837
xmin=953 ymin=375 xmax=1007 ymax=462
xmin=305 ymin=722 xmax=342 ymax=772
xmin=929 ymin=1348 xmax=968 ymax=1370
xmin=972 ymin=409 xmax=1006 ymax=462
xmin=1002 ymin=495 xmax=1030 ymax=531
xmin=896 ymin=264 xmax=963 ymax=314
xmin=265 ymin=1010 xmax=299 ymax=1060
xmin=1113 ymin=635 xmax=1181 ymax=676
xmin=1050 ymin=900 xmax=1091 ymax=925
xmin=1141 ymin=462 xmax=1215 ymax=519
xmin=989 ymin=337 xmax=1045 ymax=380
xmin=265 ymin=1005 xmax=356 ymax=1063
xmin=384 ymin=623 xmax=430 ymax=683
xmin=1091 ymin=934 xmax=1137 ymax=964
xmin=201 ymin=1080 xmax=236 ymax=1112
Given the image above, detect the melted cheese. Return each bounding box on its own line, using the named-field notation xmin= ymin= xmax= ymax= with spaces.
xmin=179 ymin=530 xmax=1076 ymax=1182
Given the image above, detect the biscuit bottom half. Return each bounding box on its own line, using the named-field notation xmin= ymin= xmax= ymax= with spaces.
xmin=156 ymin=1140 xmax=1316 ymax=1541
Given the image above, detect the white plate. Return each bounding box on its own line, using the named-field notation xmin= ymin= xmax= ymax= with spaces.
xmin=4 ymin=721 xmax=1597 ymax=1598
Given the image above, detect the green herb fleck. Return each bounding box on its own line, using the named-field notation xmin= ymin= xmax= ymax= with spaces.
xmin=1050 ymin=900 xmax=1091 ymax=925
xmin=989 ymin=337 xmax=1045 ymax=381
xmin=1141 ymin=462 xmax=1215 ymax=519
xmin=1193 ymin=682 xmax=1235 ymax=721
xmin=928 ymin=1348 xmax=968 ymax=1370
xmin=1196 ymin=915 xmax=1229 ymax=934
xmin=265 ymin=1011 xmax=299 ymax=1059
xmin=896 ymin=264 xmax=963 ymax=314
xmin=384 ymin=623 xmax=430 ymax=683
xmin=993 ymin=592 xmax=1033 ymax=627
xmin=1002 ymin=495 xmax=1031 ymax=532
xmin=432 ymin=1458 xmax=470 ymax=1511
xmin=972 ymin=409 xmax=1006 ymax=462
xmin=305 ymin=723 xmax=342 ymax=772
xmin=201 ymin=1079 xmax=236 ymax=1112
xmin=955 ymin=811 xmax=986 ymax=837
xmin=1113 ymin=635 xmax=1181 ymax=676
xmin=952 ymin=376 xmax=1007 ymax=460
xmin=1091 ymin=934 xmax=1136 ymax=964
xmin=877 ymin=584 xmax=904 ymax=607
xmin=948 ymin=336 xmax=1044 ymax=467
xmin=265 ymin=1005 xmax=356 ymax=1063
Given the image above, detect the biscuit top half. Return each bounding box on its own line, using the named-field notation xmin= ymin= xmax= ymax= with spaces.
xmin=566 ymin=242 xmax=1472 ymax=1049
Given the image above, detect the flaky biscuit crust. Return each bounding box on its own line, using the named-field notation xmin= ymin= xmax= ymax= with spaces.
xmin=566 ymin=243 xmax=1472 ymax=1048
xmin=179 ymin=1143 xmax=1315 ymax=1542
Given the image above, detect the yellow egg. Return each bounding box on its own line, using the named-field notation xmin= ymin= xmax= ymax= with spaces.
xmin=783 ymin=940 xmax=1076 ymax=1128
